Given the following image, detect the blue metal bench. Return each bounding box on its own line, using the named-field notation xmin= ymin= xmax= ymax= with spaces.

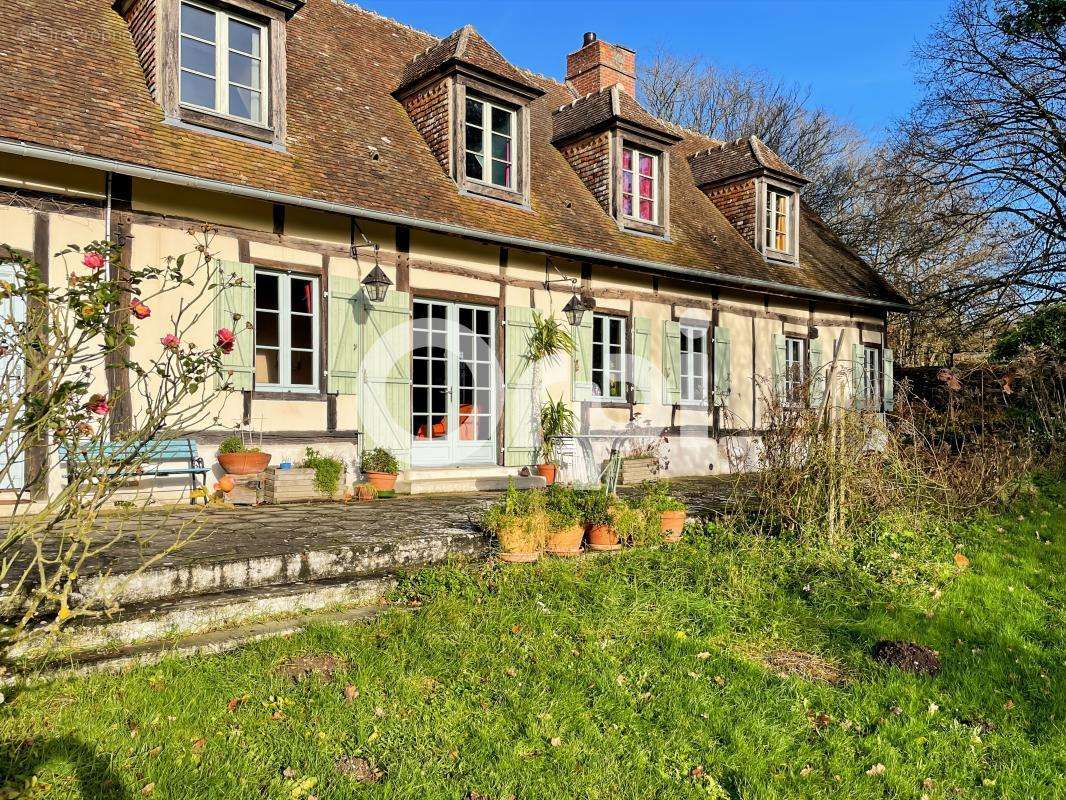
xmin=59 ymin=437 xmax=210 ymax=504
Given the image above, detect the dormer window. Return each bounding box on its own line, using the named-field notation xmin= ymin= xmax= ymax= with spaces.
xmin=180 ymin=2 xmax=268 ymax=125
xmin=465 ymin=96 xmax=515 ymax=190
xmin=764 ymin=185 xmax=793 ymax=254
xmin=622 ymin=145 xmax=658 ymax=224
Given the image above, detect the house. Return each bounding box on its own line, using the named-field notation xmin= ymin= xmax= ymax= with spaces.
xmin=0 ymin=0 xmax=907 ymax=499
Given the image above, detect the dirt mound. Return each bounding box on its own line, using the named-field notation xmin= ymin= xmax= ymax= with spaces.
xmin=275 ymin=654 xmax=339 ymax=683
xmin=872 ymin=640 xmax=941 ymax=675
xmin=335 ymin=755 xmax=383 ymax=783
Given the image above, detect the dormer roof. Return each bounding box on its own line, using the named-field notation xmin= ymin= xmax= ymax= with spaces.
xmin=688 ymin=135 xmax=807 ymax=189
xmin=552 ymin=85 xmax=682 ymax=147
xmin=396 ymin=24 xmax=544 ymax=100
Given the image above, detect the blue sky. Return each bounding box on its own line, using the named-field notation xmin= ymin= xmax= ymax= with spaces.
xmin=357 ymin=0 xmax=952 ymax=141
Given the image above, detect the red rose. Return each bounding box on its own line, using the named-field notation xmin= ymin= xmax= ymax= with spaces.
xmin=216 ymin=327 xmax=235 ymax=354
xmin=86 ymin=394 xmax=109 ymax=415
xmin=131 ymin=298 xmax=151 ymax=320
xmin=83 ymin=252 xmax=106 ymax=270
xmin=161 ymin=334 xmax=181 ymax=349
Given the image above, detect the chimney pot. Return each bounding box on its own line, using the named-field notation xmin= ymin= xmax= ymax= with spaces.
xmin=583 ymin=31 xmax=597 ymax=46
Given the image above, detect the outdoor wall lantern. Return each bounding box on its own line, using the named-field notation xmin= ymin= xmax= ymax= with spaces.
xmin=543 ymin=257 xmax=586 ymax=327
xmin=361 ymin=246 xmax=392 ymax=303
xmin=563 ymin=293 xmax=587 ymax=327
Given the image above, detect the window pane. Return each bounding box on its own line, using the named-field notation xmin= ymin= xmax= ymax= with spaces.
xmin=181 ymin=3 xmax=215 ymax=40
xmin=622 ymin=171 xmax=632 ymax=193
xmin=491 ymin=160 xmax=511 ymax=187
xmin=639 ymin=154 xmax=654 ymax=176
xmin=290 ymin=350 xmax=313 ymax=386
xmin=181 ymin=71 xmax=216 ymax=108
xmin=290 ymin=315 xmax=313 ymax=349
xmin=228 ymin=86 xmax=261 ymax=122
xmin=181 ymin=37 xmax=216 ymax=75
xmin=622 ymin=148 xmax=632 ymax=170
xmin=639 ymin=175 xmax=653 ymax=199
xmin=290 ymin=278 xmax=313 ymax=313
xmin=465 ymin=125 xmax=483 ymax=155
xmin=491 ymin=133 xmax=510 ymax=161
xmin=466 ymin=152 xmax=484 ymax=181
xmin=465 ymin=97 xmax=483 ymax=127
xmin=255 ymin=310 xmax=278 ymax=347
xmin=593 ymin=315 xmax=603 ymax=344
xmin=491 ymin=106 xmax=511 ymax=135
xmin=256 ymin=272 xmax=278 ymax=309
xmin=622 ymin=194 xmax=633 ymax=216
xmin=639 ymin=198 xmax=653 ymax=221
xmin=228 ymin=18 xmax=261 ymax=57
xmin=255 ymin=348 xmax=278 ymax=384
xmin=229 ymin=51 xmax=260 ymax=89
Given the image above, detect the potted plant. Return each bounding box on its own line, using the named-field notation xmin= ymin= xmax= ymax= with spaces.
xmin=538 ymin=395 xmax=576 ymax=485
xmin=580 ymin=490 xmax=620 ymax=551
xmin=353 ymin=483 xmax=377 ymax=502
xmin=526 ymin=312 xmax=576 ymax=468
xmin=544 ymin=484 xmax=584 ymax=557
xmin=639 ymin=480 xmax=688 ymax=543
xmin=361 ymin=447 xmax=399 ymax=492
xmin=217 ymin=434 xmax=271 ymax=475
xmin=479 ymin=481 xmax=549 ymax=563
xmin=302 ymin=447 xmax=347 ymax=500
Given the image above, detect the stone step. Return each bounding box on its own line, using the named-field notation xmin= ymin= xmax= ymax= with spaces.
xmin=73 ymin=526 xmax=487 ymax=609
xmin=7 ymin=573 xmax=397 ymax=663
xmin=396 ymin=466 xmax=546 ymax=495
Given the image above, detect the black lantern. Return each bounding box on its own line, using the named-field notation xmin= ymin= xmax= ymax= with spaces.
xmin=361 ymin=263 xmax=392 ymax=303
xmin=562 ymin=293 xmax=586 ymax=327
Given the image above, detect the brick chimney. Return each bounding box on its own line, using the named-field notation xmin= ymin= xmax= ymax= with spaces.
xmin=566 ymin=32 xmax=636 ymax=96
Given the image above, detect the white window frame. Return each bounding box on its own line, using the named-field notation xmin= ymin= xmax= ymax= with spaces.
xmin=254 ymin=271 xmax=319 ymax=393
xmin=784 ymin=335 xmax=806 ymax=405
xmin=179 ymin=0 xmax=270 ymax=126
xmin=621 ymin=145 xmax=659 ymax=224
xmin=679 ymin=324 xmax=707 ymax=405
xmin=464 ymin=95 xmax=516 ymax=190
xmin=862 ymin=344 xmax=882 ymax=411
xmin=592 ymin=313 xmax=627 ymax=402
xmin=764 ymin=184 xmax=794 ymax=255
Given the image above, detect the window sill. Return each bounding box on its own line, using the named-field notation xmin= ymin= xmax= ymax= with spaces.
xmin=458 ymin=181 xmax=528 ymax=207
xmin=620 ymin=216 xmax=665 ymax=237
xmin=253 ymin=390 xmax=327 ymax=402
xmin=178 ymin=106 xmax=276 ymax=144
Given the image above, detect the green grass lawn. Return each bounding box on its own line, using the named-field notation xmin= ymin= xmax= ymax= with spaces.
xmin=2 ymin=482 xmax=1063 ymax=799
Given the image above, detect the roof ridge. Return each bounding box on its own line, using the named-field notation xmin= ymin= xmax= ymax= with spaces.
xmin=455 ymin=24 xmax=474 ymax=58
xmin=330 ymin=1 xmax=438 ymax=43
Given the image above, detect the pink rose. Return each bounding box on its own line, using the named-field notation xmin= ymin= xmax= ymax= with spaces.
xmin=83 ymin=252 xmax=106 ymax=270
xmin=215 ymin=327 xmax=235 ymax=354
xmin=131 ymin=298 xmax=151 ymax=320
xmin=86 ymin=394 xmax=109 ymax=415
xmin=161 ymin=334 xmax=181 ymax=350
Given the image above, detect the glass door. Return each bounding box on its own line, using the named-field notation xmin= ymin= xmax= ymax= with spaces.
xmin=412 ymin=300 xmax=496 ymax=467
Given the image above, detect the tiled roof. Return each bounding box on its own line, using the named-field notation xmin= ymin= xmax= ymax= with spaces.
xmin=0 ymin=0 xmax=904 ymax=307
xmin=397 ymin=24 xmax=542 ymax=96
xmin=688 ymin=136 xmax=808 ymax=187
xmin=552 ymin=85 xmax=681 ymax=145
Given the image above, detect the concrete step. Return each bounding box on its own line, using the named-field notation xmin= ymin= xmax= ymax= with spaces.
xmin=7 ymin=573 xmax=397 ymax=663
xmin=396 ymin=466 xmax=546 ymax=495
xmin=73 ymin=526 xmax=487 ymax=609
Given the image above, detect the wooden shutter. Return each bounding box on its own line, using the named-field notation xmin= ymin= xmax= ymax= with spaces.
xmin=0 ymin=261 xmax=24 ymax=489
xmin=772 ymin=333 xmax=787 ymax=402
xmin=327 ymin=276 xmax=360 ymax=394
xmin=662 ymin=320 xmax=681 ymax=404
xmin=632 ymin=316 xmax=652 ymax=404
xmin=358 ymin=290 xmax=412 ymax=467
xmin=883 ymin=348 xmax=895 ymax=412
xmin=504 ymin=306 xmax=537 ymax=467
xmin=808 ymin=338 xmax=825 ymax=408
xmin=851 ymin=342 xmax=864 ymax=410
xmin=571 ymin=312 xmax=594 ymax=401
xmin=713 ymin=326 xmax=731 ymax=408
xmin=214 ymin=260 xmax=255 ymax=391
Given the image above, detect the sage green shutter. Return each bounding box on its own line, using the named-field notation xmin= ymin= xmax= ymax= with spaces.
xmin=214 ymin=260 xmax=255 ymax=391
xmin=772 ymin=333 xmax=787 ymax=402
xmin=883 ymin=348 xmax=895 ymax=411
xmin=0 ymin=261 xmax=25 ymax=489
xmin=808 ymin=338 xmax=825 ymax=408
xmin=662 ymin=320 xmax=681 ymax=404
xmin=358 ymin=291 xmax=411 ymax=467
xmin=852 ymin=342 xmax=864 ymax=410
xmin=632 ymin=316 xmax=652 ymax=404
xmin=327 ymin=276 xmax=360 ymax=394
xmin=504 ymin=306 xmax=537 ymax=467
xmin=571 ymin=313 xmax=594 ymax=401
xmin=713 ymin=326 xmax=731 ymax=407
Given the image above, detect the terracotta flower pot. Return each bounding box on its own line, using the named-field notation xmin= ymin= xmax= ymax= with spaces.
xmin=218 ymin=450 xmax=271 ymax=476
xmin=354 ymin=483 xmax=377 ymax=502
xmin=660 ymin=509 xmax=687 ymax=543
xmin=546 ymin=524 xmax=585 ymax=557
xmin=498 ymin=550 xmax=540 ymax=563
xmin=587 ymin=522 xmax=621 ymax=552
xmin=536 ymin=463 xmax=557 ymax=485
xmin=365 ymin=471 xmax=397 ymax=492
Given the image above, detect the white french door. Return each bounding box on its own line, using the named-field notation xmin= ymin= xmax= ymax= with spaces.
xmin=411 ymin=300 xmax=497 ymax=467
